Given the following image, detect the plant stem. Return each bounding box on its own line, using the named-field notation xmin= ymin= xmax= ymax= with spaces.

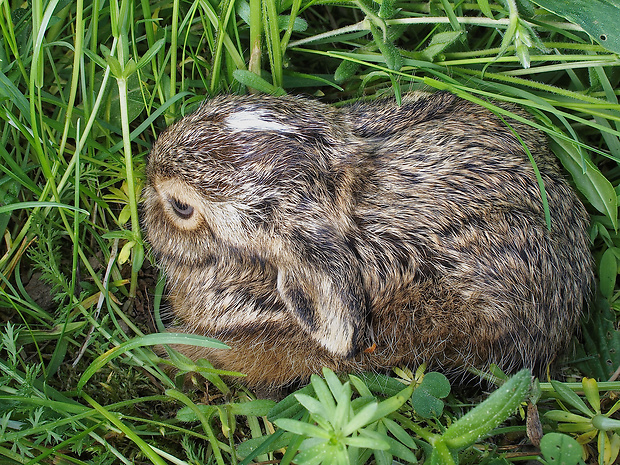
xmin=169 ymin=0 xmax=179 ymax=119
xmin=264 ymin=0 xmax=283 ymax=88
xmin=116 ymin=76 xmax=141 ymax=299
xmin=288 ymin=17 xmax=584 ymax=48
xmin=249 ymin=0 xmax=261 ymax=77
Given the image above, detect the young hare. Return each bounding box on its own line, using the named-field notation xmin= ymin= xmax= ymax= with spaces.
xmin=143 ymin=92 xmax=593 ymax=390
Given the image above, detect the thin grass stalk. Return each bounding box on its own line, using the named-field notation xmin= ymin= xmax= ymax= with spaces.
xmin=29 ymin=0 xmax=51 ymax=162
xmin=439 ymin=0 xmax=463 ymax=32
xmin=116 ymin=75 xmax=141 ymax=298
xmin=249 ymin=0 xmax=262 ymax=77
xmin=169 ymin=0 xmax=179 ymax=118
xmin=174 ymin=1 xmax=202 ymax=102
xmin=166 ymin=389 xmax=228 ymax=465
xmin=6 ymin=24 xmax=119 ymax=301
xmin=210 ymin=0 xmax=237 ymax=92
xmin=140 ymin=0 xmax=167 ymax=110
xmin=199 ymin=0 xmax=246 ymax=73
xmin=25 ymin=0 xmax=84 ymax=275
xmin=85 ymin=0 xmax=100 ymax=116
xmin=81 ymin=393 xmax=168 ymax=465
xmin=0 ymin=1 xmax=27 ymax=81
xmin=280 ymin=0 xmax=301 ymax=53
xmin=57 ymin=0 xmax=84 ymax=160
xmin=107 ymin=0 xmax=142 ymax=298
xmin=265 ymin=0 xmax=283 ymax=88
xmin=288 ymin=16 xmax=583 ymax=48
xmin=140 ymin=0 xmax=156 ymax=48
xmin=451 ymin=66 xmax=616 ymax=104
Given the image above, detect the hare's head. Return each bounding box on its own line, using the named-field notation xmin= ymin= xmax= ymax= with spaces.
xmin=144 ymin=94 xmax=368 ymax=360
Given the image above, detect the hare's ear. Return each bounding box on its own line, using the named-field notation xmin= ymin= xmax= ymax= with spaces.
xmin=276 ymin=235 xmax=366 ymax=358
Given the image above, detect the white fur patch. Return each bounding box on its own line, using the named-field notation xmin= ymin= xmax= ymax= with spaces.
xmin=225 ymin=110 xmax=294 ymax=133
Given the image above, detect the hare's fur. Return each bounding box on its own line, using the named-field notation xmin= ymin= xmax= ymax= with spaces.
xmin=144 ymin=92 xmax=592 ymax=389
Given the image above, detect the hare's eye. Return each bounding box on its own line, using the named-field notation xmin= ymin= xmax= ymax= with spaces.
xmin=168 ymin=197 xmax=194 ymax=219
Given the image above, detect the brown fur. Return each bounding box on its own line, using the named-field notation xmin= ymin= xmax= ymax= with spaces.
xmin=143 ymin=92 xmax=593 ymax=390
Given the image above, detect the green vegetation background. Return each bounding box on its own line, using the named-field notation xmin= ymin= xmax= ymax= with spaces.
xmin=2 ymin=0 xmax=620 ymax=463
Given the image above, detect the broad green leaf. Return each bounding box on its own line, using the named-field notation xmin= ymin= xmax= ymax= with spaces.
xmin=105 ymin=54 xmax=123 ymax=78
xmin=323 ymin=367 xmax=347 ymax=401
xmin=349 ymin=374 xmax=374 ymax=398
xmin=442 ymin=369 xmax=530 ymax=450
xmin=356 ymin=372 xmax=409 ymax=398
xmin=276 ymin=14 xmax=307 ymax=32
xmin=296 ymin=441 xmax=339 ymax=465
xmin=582 ymin=378 xmax=601 ymax=414
xmin=384 ymin=435 xmax=418 ymax=463
xmin=544 ymin=410 xmax=591 ymax=423
xmin=420 ymin=31 xmax=465 ymax=62
xmin=573 ymin=295 xmax=620 ymax=380
xmin=274 ymin=418 xmax=331 ymax=439
xmin=477 ymin=0 xmax=494 ymax=18
xmin=411 ymin=372 xmax=450 ymax=419
xmin=550 ymin=380 xmax=593 ymax=417
xmin=117 ymin=240 xmax=134 ymax=265
xmin=107 ymin=73 xmax=143 ymax=127
xmin=342 ymin=402 xmax=379 ymax=436
xmin=176 ymin=399 xmax=276 ymax=422
xmin=295 ymin=393 xmax=330 ymax=419
xmin=311 ymin=373 xmax=336 ymax=413
xmin=334 ymin=59 xmax=361 ymax=84
xmin=345 ymin=430 xmax=390 ymax=450
xmin=369 ymin=22 xmax=402 ymax=71
xmin=383 ymin=418 xmax=418 ymax=449
xmin=268 ymin=383 xmax=315 ymax=422
xmin=136 ymin=38 xmax=165 ymax=70
xmin=83 ymin=47 xmax=108 ymax=70
xmin=412 ymin=389 xmax=445 ymax=419
xmin=529 ymin=0 xmax=620 ymax=53
xmin=429 ymin=438 xmax=457 ymax=465
xmin=356 ymin=383 xmax=415 ymax=427
xmin=93 ymin=71 xmax=144 ymax=131
xmin=236 ymin=431 xmax=294 ymax=459
xmin=373 ymin=448 xmax=392 ymax=465
xmin=233 ymin=69 xmax=286 ymax=95
xmin=607 ymin=432 xmax=620 ymax=464
xmin=540 ymin=433 xmax=581 ymax=465
xmin=121 ymin=59 xmax=137 ymax=78
xmin=378 ymin=0 xmax=396 ymax=19
xmin=332 ymin=381 xmax=352 ymax=430
xmin=549 ymin=136 xmax=618 ymax=231
xmin=599 ymin=248 xmax=618 ymax=300
xmin=599 ymin=431 xmax=612 ymax=465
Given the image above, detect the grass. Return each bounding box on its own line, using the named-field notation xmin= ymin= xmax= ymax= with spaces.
xmin=1 ymin=0 xmax=620 ymax=463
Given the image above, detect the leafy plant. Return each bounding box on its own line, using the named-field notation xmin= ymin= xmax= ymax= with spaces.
xmin=545 ymin=377 xmax=620 ymax=464
xmin=271 ymin=367 xmax=531 ymax=465
xmin=274 ymin=367 xmax=417 ymax=465
xmin=538 ymin=432 xmax=582 ymax=465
